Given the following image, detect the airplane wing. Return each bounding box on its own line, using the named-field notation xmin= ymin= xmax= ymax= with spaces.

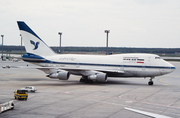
xmin=37 ymin=67 xmax=125 ymax=82
xmin=37 ymin=67 xmax=125 ymax=78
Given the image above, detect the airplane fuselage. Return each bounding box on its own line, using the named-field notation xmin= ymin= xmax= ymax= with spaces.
xmin=23 ymin=53 xmax=175 ymax=78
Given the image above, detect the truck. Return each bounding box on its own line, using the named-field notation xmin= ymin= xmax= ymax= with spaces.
xmin=14 ymin=89 xmax=28 ymax=100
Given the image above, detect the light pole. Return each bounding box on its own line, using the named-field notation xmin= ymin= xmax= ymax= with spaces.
xmin=58 ymin=32 xmax=62 ymax=53
xmin=20 ymin=34 xmax=22 ymax=57
xmin=104 ymin=30 xmax=110 ymax=55
xmin=1 ymin=35 xmax=4 ymax=58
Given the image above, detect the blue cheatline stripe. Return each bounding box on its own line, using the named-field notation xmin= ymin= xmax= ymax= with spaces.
xmin=22 ymin=54 xmax=176 ymax=69
xmin=23 ymin=53 xmax=44 ymax=59
xmin=17 ymin=21 xmax=41 ymax=40
xmin=35 ymin=60 xmax=175 ymax=69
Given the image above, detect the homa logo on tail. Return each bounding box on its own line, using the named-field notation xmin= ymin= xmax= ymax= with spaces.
xmin=30 ymin=40 xmax=40 ymax=50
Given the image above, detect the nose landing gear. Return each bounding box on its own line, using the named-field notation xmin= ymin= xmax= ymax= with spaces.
xmin=148 ymin=77 xmax=154 ymax=85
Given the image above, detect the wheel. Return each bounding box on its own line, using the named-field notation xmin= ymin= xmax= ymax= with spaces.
xmin=80 ymin=78 xmax=84 ymax=82
xmin=84 ymin=79 xmax=88 ymax=83
xmin=14 ymin=97 xmax=16 ymax=99
xmin=148 ymin=81 xmax=153 ymax=85
xmin=88 ymin=80 xmax=93 ymax=83
xmin=84 ymin=79 xmax=93 ymax=83
xmin=11 ymin=103 xmax=14 ymax=110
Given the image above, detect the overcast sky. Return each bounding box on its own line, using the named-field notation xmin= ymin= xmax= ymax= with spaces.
xmin=0 ymin=0 xmax=180 ymax=48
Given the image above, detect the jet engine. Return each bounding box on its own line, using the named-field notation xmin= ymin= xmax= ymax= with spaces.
xmin=88 ymin=73 xmax=107 ymax=82
xmin=47 ymin=71 xmax=70 ymax=80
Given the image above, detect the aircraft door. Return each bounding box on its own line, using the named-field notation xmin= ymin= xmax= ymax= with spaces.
xmin=138 ymin=58 xmax=146 ymax=76
xmin=148 ymin=56 xmax=151 ymax=61
xmin=76 ymin=60 xmax=80 ymax=68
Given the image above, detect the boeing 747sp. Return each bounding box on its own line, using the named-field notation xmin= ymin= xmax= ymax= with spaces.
xmin=17 ymin=21 xmax=175 ymax=85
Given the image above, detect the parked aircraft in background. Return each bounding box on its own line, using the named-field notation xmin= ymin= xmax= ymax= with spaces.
xmin=17 ymin=21 xmax=175 ymax=85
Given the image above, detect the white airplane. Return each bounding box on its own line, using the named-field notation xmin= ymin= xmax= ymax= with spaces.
xmin=17 ymin=21 xmax=175 ymax=85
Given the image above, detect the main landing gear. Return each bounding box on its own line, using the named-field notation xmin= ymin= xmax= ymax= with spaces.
xmin=80 ymin=76 xmax=93 ymax=83
xmin=148 ymin=77 xmax=154 ymax=85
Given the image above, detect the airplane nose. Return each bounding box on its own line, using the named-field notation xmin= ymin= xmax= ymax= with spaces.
xmin=167 ymin=62 xmax=176 ymax=73
xmin=160 ymin=61 xmax=176 ymax=75
xmin=170 ymin=64 xmax=176 ymax=72
xmin=168 ymin=61 xmax=176 ymax=70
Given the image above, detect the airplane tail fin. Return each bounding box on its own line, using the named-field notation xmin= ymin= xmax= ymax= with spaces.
xmin=17 ymin=21 xmax=55 ymax=57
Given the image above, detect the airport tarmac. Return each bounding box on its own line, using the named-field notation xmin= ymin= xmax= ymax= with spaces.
xmin=0 ymin=60 xmax=180 ymax=118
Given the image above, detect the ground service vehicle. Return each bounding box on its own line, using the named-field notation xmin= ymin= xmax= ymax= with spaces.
xmin=23 ymin=86 xmax=37 ymax=92
xmin=14 ymin=89 xmax=28 ymax=100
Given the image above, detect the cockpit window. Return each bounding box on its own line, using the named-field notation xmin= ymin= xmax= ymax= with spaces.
xmin=155 ymin=57 xmax=162 ymax=59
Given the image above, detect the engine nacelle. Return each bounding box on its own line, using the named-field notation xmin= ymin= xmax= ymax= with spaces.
xmin=47 ymin=71 xmax=70 ymax=80
xmin=88 ymin=73 xmax=107 ymax=82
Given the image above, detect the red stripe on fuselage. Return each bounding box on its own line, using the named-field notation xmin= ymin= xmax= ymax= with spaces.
xmin=137 ymin=61 xmax=144 ymax=63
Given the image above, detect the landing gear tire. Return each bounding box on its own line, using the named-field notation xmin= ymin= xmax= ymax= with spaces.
xmin=84 ymin=79 xmax=88 ymax=83
xmin=11 ymin=103 xmax=14 ymax=110
xmin=148 ymin=81 xmax=153 ymax=85
xmin=80 ymin=76 xmax=93 ymax=83
xmin=88 ymin=80 xmax=93 ymax=83
xmin=148 ymin=77 xmax=154 ymax=85
xmin=80 ymin=78 xmax=84 ymax=82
